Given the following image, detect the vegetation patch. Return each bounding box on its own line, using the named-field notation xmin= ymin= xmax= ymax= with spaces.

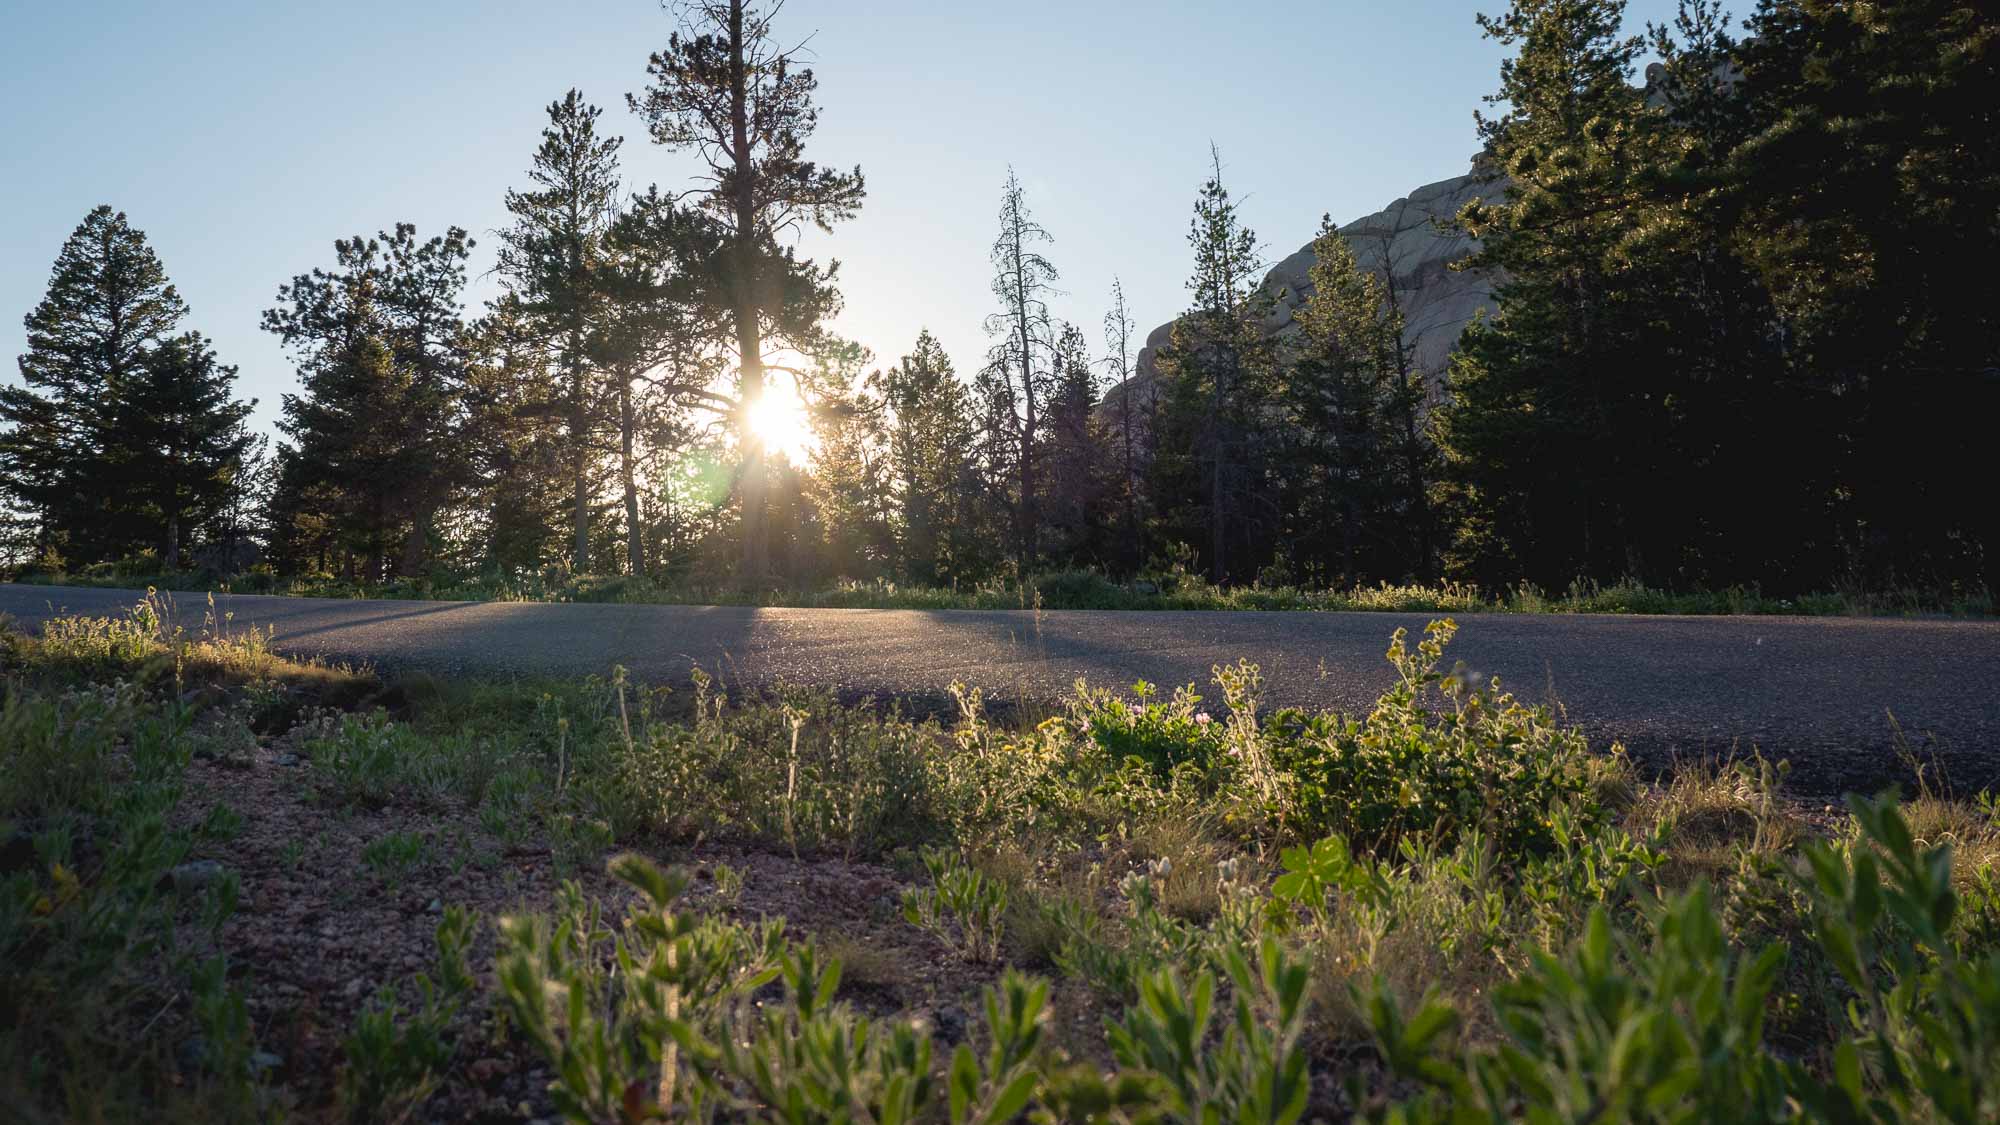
xmin=6 ymin=600 xmax=2000 ymax=1120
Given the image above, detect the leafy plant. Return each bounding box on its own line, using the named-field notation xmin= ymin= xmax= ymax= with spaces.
xmin=903 ymin=847 xmax=1009 ymax=962
xmin=1106 ymin=936 xmax=1314 ymax=1125
xmin=339 ymin=905 xmax=477 ymax=1122
xmin=1270 ymin=833 xmax=1391 ymax=930
xmin=360 ymin=830 xmax=428 ymax=886
xmin=493 ymin=853 xmax=787 ymax=1123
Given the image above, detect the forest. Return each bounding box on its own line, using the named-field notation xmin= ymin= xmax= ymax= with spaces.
xmin=3 ymin=0 xmax=1995 ymax=605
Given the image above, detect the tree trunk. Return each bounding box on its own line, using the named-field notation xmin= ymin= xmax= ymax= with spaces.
xmin=572 ymin=351 xmax=590 ymax=575
xmin=401 ymin=508 xmax=430 ymax=579
xmin=620 ymin=375 xmax=643 ymax=576
xmin=1210 ymin=349 xmax=1227 ymax=585
xmin=728 ymin=0 xmax=771 ymax=588
xmin=1012 ymin=232 xmax=1039 ymax=569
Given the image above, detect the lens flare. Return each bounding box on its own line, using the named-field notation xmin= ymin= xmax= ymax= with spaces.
xmin=744 ymin=387 xmax=814 ymax=463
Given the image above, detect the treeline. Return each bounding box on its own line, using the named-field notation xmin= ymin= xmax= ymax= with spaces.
xmin=3 ymin=0 xmax=1994 ymax=599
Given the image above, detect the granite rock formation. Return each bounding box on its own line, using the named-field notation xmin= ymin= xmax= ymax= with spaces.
xmin=1116 ymin=163 xmax=1508 ymax=413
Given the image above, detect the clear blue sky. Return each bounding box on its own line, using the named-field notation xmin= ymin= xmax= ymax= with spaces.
xmin=1 ymin=0 xmax=1683 ymax=438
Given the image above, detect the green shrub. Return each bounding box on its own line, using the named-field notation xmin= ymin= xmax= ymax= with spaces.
xmin=338 ymin=906 xmax=476 ymax=1122
xmin=902 ymin=846 xmax=1009 ymax=962
xmin=493 ymin=854 xmax=789 ymax=1122
xmin=1268 ymin=619 xmax=1619 ymax=858
xmin=1107 ymin=936 xmax=1314 ymax=1125
xmin=1364 ymin=794 xmax=2000 ymax=1123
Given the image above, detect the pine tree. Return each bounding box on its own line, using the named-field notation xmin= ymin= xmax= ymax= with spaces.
xmin=1102 ymin=278 xmax=1146 ymax=573
xmin=805 ymin=362 xmax=895 ymax=581
xmin=1728 ymin=0 xmax=2000 ymax=588
xmin=981 ymin=169 xmax=1060 ymax=569
xmin=629 ymin=0 xmax=863 ymax=586
xmin=1437 ymin=0 xmax=1651 ymax=586
xmin=98 ymin=331 xmax=256 ymax=568
xmin=1038 ymin=322 xmax=1113 ymax=566
xmin=1153 ymin=148 xmax=1273 ymax=584
xmin=377 ymin=224 xmax=476 ymax=577
xmin=598 ymin=186 xmax=736 ymax=577
xmin=264 ymin=228 xmax=469 ymax=582
xmin=880 ymin=330 xmax=981 ymax=584
xmin=497 ymin=90 xmax=624 ymax=576
xmin=461 ymin=298 xmax=572 ymax=575
xmin=2 ymin=206 xmax=189 ymax=561
xmin=1281 ymin=220 xmax=1395 ymax=584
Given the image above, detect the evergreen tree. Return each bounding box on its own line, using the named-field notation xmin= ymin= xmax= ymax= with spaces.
xmin=1102 ymin=278 xmax=1146 ymax=574
xmin=99 ymin=331 xmax=256 ymax=568
xmin=264 ymin=227 xmax=469 ymax=582
xmin=497 ymin=90 xmax=623 ymax=576
xmin=1437 ymin=0 xmax=1651 ymax=586
xmin=377 ymin=224 xmax=476 ymax=577
xmin=881 ymin=330 xmax=982 ymax=584
xmin=629 ymin=0 xmax=864 ymax=585
xmin=1280 ymin=221 xmax=1397 ymax=584
xmin=981 ymin=169 xmax=1060 ymax=569
xmin=1038 ymin=322 xmax=1114 ymax=566
xmin=2 ymin=206 xmax=189 ymax=561
xmin=1153 ymin=148 xmax=1274 ymax=584
xmin=805 ymin=367 xmax=895 ymax=580
xmin=598 ymin=186 xmax=737 ymax=577
xmin=1728 ymin=0 xmax=2000 ymax=587
xmin=461 ymin=297 xmax=572 ymax=575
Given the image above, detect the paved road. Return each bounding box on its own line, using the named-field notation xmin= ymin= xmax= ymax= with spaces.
xmin=4 ymin=583 xmax=1997 ymax=796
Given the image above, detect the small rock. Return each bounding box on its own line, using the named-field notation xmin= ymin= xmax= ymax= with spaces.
xmin=426 ymin=898 xmax=443 ymax=914
xmin=272 ymin=752 xmax=300 ymax=767
xmin=469 ymin=1057 xmax=508 ymax=1086
xmin=249 ymin=1051 xmax=283 ymax=1074
xmin=931 ymin=1006 xmax=969 ymax=1045
xmin=170 ymin=860 xmax=226 ymax=892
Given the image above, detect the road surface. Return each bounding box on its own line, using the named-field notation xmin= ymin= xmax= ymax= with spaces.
xmin=4 ymin=583 xmax=1996 ymax=796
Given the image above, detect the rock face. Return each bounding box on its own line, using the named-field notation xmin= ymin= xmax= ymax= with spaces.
xmin=1120 ymin=162 xmax=1508 ymax=409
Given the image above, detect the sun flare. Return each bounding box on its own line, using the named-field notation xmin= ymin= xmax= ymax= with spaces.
xmin=744 ymin=385 xmax=815 ymax=464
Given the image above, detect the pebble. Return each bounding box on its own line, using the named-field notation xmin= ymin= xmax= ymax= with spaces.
xmin=170 ymin=859 xmax=226 ymax=892
xmin=931 ymin=1005 xmax=969 ymax=1045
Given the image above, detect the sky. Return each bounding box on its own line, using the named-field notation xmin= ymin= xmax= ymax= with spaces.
xmin=1 ymin=0 xmax=1685 ymax=440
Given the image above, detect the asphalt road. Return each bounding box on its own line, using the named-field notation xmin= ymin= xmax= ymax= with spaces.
xmin=5 ymin=583 xmax=1997 ymax=796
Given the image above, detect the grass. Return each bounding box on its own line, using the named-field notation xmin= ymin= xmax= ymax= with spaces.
xmin=5 ymin=597 xmax=2000 ymax=1120
xmin=13 ymin=561 xmax=1999 ymax=617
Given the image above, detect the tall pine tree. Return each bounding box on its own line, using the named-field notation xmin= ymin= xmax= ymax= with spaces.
xmin=630 ymin=0 xmax=863 ymax=586
xmin=1153 ymin=149 xmax=1274 ymax=584
xmin=981 ymin=169 xmax=1060 ymax=570
xmin=2 ymin=206 xmax=192 ymax=563
xmin=497 ymin=90 xmax=623 ymax=576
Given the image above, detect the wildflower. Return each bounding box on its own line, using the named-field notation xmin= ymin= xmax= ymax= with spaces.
xmin=1193 ymin=711 xmax=1213 ymax=726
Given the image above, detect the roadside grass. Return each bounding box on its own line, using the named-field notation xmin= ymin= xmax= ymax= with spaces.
xmin=6 ymin=596 xmax=2000 ymax=1120
xmin=13 ymin=562 xmax=1998 ymax=618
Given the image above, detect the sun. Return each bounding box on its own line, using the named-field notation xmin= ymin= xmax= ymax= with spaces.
xmin=744 ymin=384 xmax=815 ymax=464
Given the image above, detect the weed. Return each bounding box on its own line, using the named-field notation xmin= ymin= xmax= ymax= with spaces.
xmin=360 ymin=830 xmax=428 ymax=887
xmin=902 ymin=846 xmax=1009 ymax=962
xmin=338 ymin=906 xmax=476 ymax=1122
